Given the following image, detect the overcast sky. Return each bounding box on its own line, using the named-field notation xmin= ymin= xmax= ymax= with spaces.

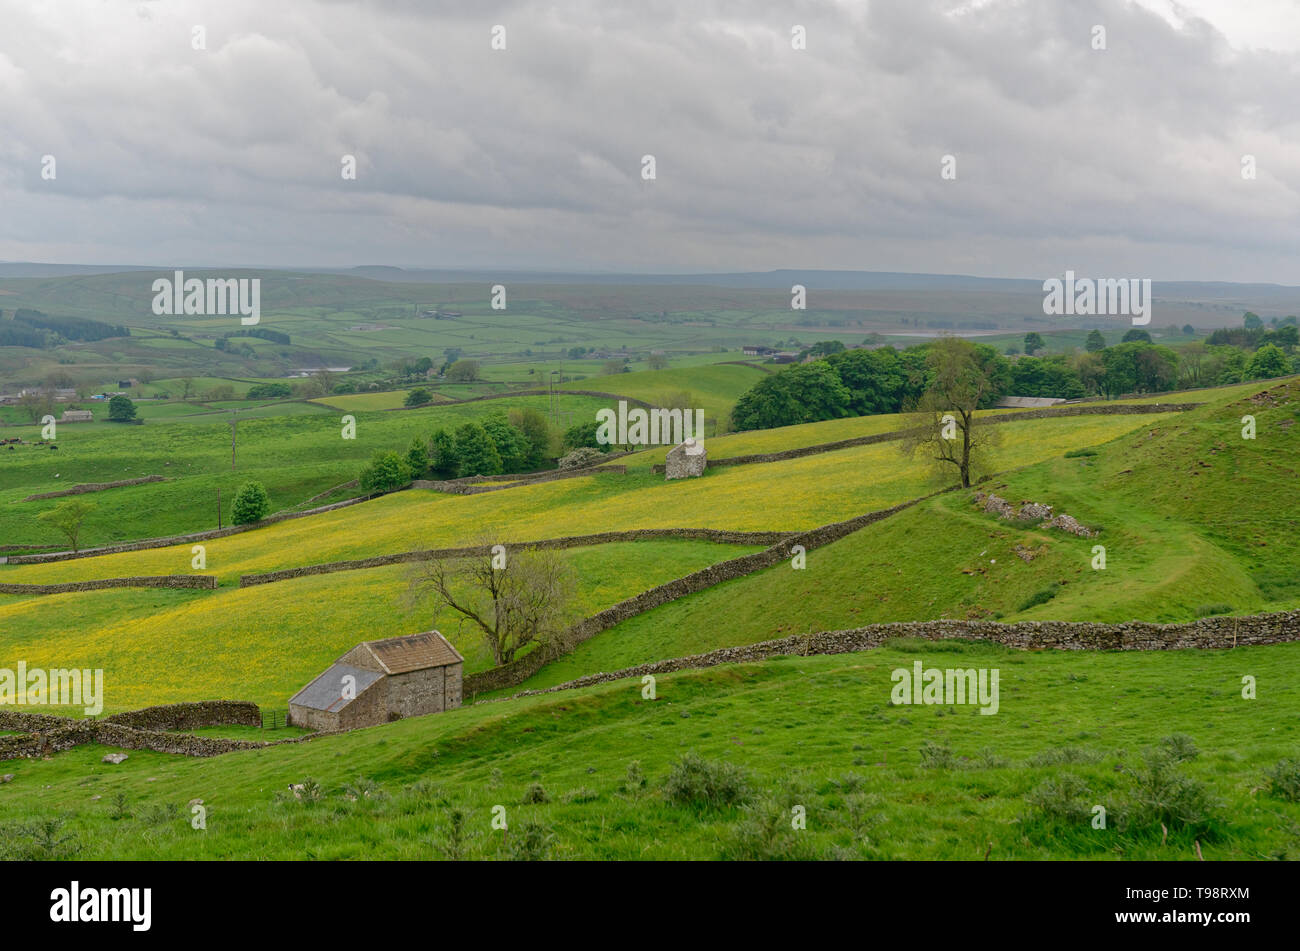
xmin=0 ymin=0 xmax=1296 ymax=282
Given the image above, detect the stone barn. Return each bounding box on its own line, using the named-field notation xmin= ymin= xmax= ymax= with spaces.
xmin=664 ymin=437 xmax=707 ymax=479
xmin=288 ymin=631 xmax=463 ymax=732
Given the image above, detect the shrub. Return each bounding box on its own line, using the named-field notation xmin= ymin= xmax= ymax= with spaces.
xmin=107 ymin=394 xmax=137 ymax=421
xmin=1025 ymin=773 xmax=1093 ymax=824
xmin=1158 ymin=733 xmax=1199 ymax=763
xmin=342 ymin=776 xmax=386 ymax=802
xmin=621 ymin=760 xmax=647 ymax=797
xmin=561 ymin=787 xmax=599 ymax=804
xmin=1121 ymin=745 xmax=1222 ymax=836
xmin=1264 ymin=758 xmax=1300 ymax=803
xmin=1064 ymin=447 xmax=1098 ymax=458
xmin=918 ymin=741 xmax=956 ymax=770
xmin=231 ymin=481 xmax=270 ymax=524
xmin=504 ymin=818 xmax=555 ymax=861
xmin=720 ymin=796 xmax=812 ymax=860
xmin=521 ymin=782 xmax=549 ymax=804
xmin=662 ymin=753 xmax=752 ymax=809
xmin=1195 ymin=603 xmax=1233 ymax=618
xmin=440 ymin=806 xmax=471 ymax=860
xmin=404 ymin=388 xmax=433 ymax=407
xmin=0 ymin=817 xmax=82 ymax=860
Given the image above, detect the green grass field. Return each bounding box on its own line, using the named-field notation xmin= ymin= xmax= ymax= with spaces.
xmin=2 ymin=640 xmax=1298 ymax=859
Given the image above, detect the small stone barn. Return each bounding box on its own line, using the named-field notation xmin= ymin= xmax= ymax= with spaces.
xmin=664 ymin=437 xmax=707 ymax=479
xmin=288 ymin=631 xmax=464 ymax=732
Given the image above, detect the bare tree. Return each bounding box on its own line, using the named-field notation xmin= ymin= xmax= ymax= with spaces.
xmin=407 ymin=541 xmax=577 ymax=667
xmin=899 ymin=336 xmax=1002 ymax=488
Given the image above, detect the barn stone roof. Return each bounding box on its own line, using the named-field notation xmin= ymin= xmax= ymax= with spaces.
xmin=289 ymin=663 xmax=383 ymax=712
xmin=360 ymin=631 xmax=463 ymax=674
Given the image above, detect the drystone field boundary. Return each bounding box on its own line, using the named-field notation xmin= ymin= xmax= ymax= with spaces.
xmin=491 ymin=610 xmax=1300 ymax=702
xmin=237 ymin=527 xmax=790 ymax=587
xmin=22 ymin=475 xmax=166 ymax=502
xmin=0 ymin=575 xmax=217 ymax=595
xmin=0 ymin=701 xmax=332 ymax=760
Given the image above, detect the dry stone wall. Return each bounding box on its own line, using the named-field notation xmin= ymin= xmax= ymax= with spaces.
xmin=496 ymin=610 xmax=1300 ymax=701
xmin=0 ymin=575 xmax=217 ymax=595
xmin=414 ymin=464 xmax=627 ymax=495
xmin=238 ymin=527 xmax=789 ymax=587
xmin=23 ymin=475 xmax=165 ymax=502
xmin=102 ymin=700 xmax=261 ymax=731
xmin=0 ymin=701 xmax=324 ymax=760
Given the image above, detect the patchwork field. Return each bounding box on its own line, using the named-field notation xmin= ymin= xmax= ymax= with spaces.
xmin=1 ymin=366 xmax=1296 ymax=864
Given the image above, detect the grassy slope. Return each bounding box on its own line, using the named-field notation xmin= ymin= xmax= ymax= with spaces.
xmin=514 ymin=379 xmax=1297 ymax=690
xmin=2 ymin=641 xmax=1298 ymax=859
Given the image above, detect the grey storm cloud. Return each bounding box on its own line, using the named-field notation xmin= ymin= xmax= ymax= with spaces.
xmin=0 ymin=0 xmax=1296 ymax=281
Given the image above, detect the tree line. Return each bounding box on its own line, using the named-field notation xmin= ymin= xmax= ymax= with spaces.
xmin=358 ymin=408 xmax=555 ymax=492
xmin=730 ymin=317 xmax=1299 ymax=432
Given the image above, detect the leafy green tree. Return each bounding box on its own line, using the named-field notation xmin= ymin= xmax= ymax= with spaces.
xmin=453 ymin=423 xmax=503 ymax=476
xmin=900 ymin=336 xmax=1003 ymax=488
xmin=825 ymin=347 xmax=914 ymax=415
xmin=800 ymin=340 xmax=846 ymax=359
xmin=1122 ymin=329 xmax=1152 ymax=344
xmin=36 ymin=498 xmax=95 ymax=552
xmin=359 ymin=451 xmax=413 ymax=493
xmin=429 ymin=429 xmax=459 ymax=479
xmin=446 ymin=359 xmax=481 ymax=382
xmin=508 ymin=407 xmax=553 ymax=469
xmin=730 ymin=361 xmax=851 ymax=431
xmin=1244 ymin=312 xmax=1263 ymax=330
xmin=1215 ymin=346 xmax=1247 ymax=385
xmin=404 ymin=388 xmax=433 ymax=407
xmin=1247 ymin=343 xmax=1290 ymax=379
xmin=647 ymin=353 xmax=670 ymax=370
xmin=406 ymin=436 xmax=430 ymax=477
xmin=1182 ymin=324 xmax=1196 ymax=336
xmin=107 ymin=395 xmax=136 ymax=421
xmin=1085 ymin=329 xmax=1106 ymax=352
xmin=481 ymin=413 xmax=530 ymax=473
xmin=1022 ymin=332 xmax=1045 ymax=355
xmin=231 ymin=481 xmax=270 ymax=524
xmin=563 ymin=420 xmax=607 ymax=452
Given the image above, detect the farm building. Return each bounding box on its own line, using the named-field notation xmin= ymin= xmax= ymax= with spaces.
xmin=996 ymin=396 xmax=1067 ymax=408
xmin=288 ymin=631 xmax=463 ymax=732
xmin=60 ymin=409 xmax=93 ymax=422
